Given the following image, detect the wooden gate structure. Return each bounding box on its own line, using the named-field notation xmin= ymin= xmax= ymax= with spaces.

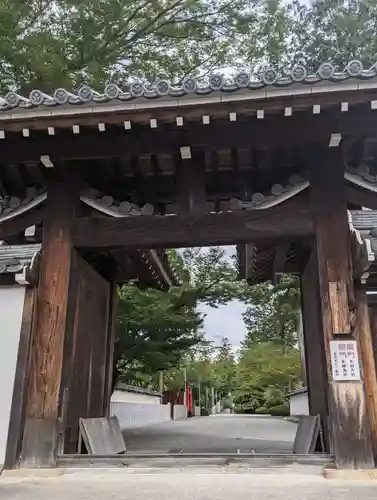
xmin=2 ymin=61 xmax=377 ymax=469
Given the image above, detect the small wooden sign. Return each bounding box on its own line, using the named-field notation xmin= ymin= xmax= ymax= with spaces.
xmin=330 ymin=340 xmax=361 ymax=381
xmin=78 ymin=416 xmax=126 ymax=455
xmin=293 ymin=415 xmax=321 ymax=454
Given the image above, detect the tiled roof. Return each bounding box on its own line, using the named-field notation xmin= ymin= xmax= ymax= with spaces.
xmin=114 ymin=383 xmax=161 ymax=397
xmin=350 ymin=210 xmax=377 ymax=254
xmin=0 ymin=60 xmax=375 ymax=111
xmin=0 ymin=243 xmax=41 ymax=274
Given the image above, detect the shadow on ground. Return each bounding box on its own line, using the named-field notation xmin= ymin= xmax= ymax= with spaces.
xmin=123 ymin=414 xmax=297 ymax=454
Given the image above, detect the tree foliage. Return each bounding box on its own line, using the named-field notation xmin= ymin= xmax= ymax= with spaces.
xmin=287 ymin=0 xmax=377 ymax=70
xmin=241 ymin=276 xmax=300 ymax=350
xmin=0 ymin=0 xmax=276 ymax=94
xmin=233 ymin=342 xmax=303 ymax=414
xmin=114 ymin=248 xmax=245 ymax=388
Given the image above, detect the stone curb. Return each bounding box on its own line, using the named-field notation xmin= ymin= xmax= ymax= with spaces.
xmin=1 ymin=468 xmax=65 ymax=479
xmin=324 ymin=468 xmax=377 ymax=480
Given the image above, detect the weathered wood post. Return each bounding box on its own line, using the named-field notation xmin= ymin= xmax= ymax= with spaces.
xmin=300 ymin=251 xmax=329 ymax=451
xmin=355 ymin=288 xmax=377 ymax=460
xmin=21 ymin=164 xmax=81 ymax=467
xmin=309 ymin=144 xmax=374 ymax=468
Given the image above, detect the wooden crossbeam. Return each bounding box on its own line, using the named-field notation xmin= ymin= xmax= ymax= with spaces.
xmin=72 ymin=203 xmax=312 ymax=249
xmin=0 ymin=206 xmax=45 ymax=240
xmin=2 ymin=112 xmax=377 ymax=164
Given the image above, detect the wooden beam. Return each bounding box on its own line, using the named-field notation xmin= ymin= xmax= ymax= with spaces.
xmin=73 ymin=201 xmax=312 ymax=249
xmin=3 ymin=111 xmax=377 ymax=164
xmin=309 ymin=145 xmax=374 ymax=468
xmin=0 ymin=206 xmax=45 ymax=240
xmin=1 ymin=87 xmax=377 ymax=134
xmin=21 ymin=164 xmax=81 ymax=467
xmin=345 ymin=185 xmax=377 ymax=209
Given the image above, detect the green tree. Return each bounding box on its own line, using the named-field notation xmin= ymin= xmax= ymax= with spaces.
xmin=233 ymin=342 xmax=303 ymax=414
xmin=212 ymin=337 xmax=236 ymax=397
xmin=114 ymin=282 xmax=203 ymax=388
xmin=286 ymin=0 xmax=377 ymax=70
xmin=0 ymin=0 xmax=284 ymax=94
xmin=241 ymin=276 xmax=300 ymax=350
xmin=114 ymin=247 xmax=245 ymax=390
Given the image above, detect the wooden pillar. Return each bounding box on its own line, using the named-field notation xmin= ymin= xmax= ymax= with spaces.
xmin=300 ymin=250 xmax=330 ymax=451
xmin=356 ymin=289 xmax=377 ymax=459
xmin=369 ymin=304 xmax=377 ymax=374
xmin=21 ymin=165 xmax=81 ymax=467
xmin=103 ymin=275 xmax=118 ymax=417
xmin=309 ymin=145 xmax=374 ymax=468
xmin=176 ymin=153 xmax=206 ymax=214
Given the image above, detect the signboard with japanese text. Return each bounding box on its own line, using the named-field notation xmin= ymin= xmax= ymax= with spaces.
xmin=330 ymin=340 xmax=361 ymax=381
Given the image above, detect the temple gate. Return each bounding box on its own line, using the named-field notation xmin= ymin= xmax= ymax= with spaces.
xmin=0 ymin=61 xmax=377 ymax=469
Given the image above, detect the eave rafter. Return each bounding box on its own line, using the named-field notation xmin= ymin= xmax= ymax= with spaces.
xmin=0 ymin=187 xmax=174 ymax=288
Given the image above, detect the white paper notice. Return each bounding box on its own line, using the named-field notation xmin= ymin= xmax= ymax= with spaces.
xmin=330 ymin=340 xmax=361 ymax=381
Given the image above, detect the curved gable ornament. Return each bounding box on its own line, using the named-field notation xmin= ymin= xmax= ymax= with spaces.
xmin=80 ymin=189 xmax=154 ymax=217
xmin=229 ymin=178 xmax=309 ymax=211
xmin=0 ymin=188 xmax=155 ymax=225
xmin=344 ymin=170 xmax=377 ymax=193
xmin=2 ymin=166 xmax=377 ymax=226
xmin=0 ymin=192 xmax=47 ymax=224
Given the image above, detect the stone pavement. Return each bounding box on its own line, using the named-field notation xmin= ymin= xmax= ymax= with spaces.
xmin=1 ymin=469 xmax=377 ymax=500
xmin=124 ymin=414 xmax=297 ymax=453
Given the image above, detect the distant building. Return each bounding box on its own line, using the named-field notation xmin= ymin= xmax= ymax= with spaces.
xmin=288 ymin=387 xmax=309 ymax=418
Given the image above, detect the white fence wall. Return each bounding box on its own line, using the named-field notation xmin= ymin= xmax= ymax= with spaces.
xmin=111 ymin=401 xmax=171 ymax=429
xmin=211 ymin=401 xmax=221 ymax=415
xmin=289 ymin=391 xmax=309 ymax=417
xmin=112 ymin=390 xmax=161 ymax=405
xmin=172 ymin=404 xmax=187 ymax=420
xmin=194 ymin=406 xmax=201 ymax=417
xmin=0 ymin=286 xmax=26 ymax=469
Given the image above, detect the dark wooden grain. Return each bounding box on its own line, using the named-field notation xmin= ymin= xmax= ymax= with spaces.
xmin=0 ymin=206 xmax=45 ymax=240
xmin=21 ymin=418 xmax=58 ymax=468
xmin=356 ymin=288 xmax=377 ymax=459
xmin=309 ymin=146 xmax=374 ymax=469
xmin=73 ymin=202 xmax=312 ymax=249
xmin=369 ymin=305 xmax=377 ymax=374
xmin=62 ymin=253 xmax=110 ymax=453
xmin=301 ymin=251 xmax=329 ymax=452
xmin=22 ymin=166 xmax=81 ymax=466
xmin=176 ymin=154 xmax=206 ymax=214
xmin=345 ymin=186 xmax=377 ymax=210
xmin=103 ymin=277 xmax=118 ymax=417
xmin=3 ymin=110 xmax=377 ymax=164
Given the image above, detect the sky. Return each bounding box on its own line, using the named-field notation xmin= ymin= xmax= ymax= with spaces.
xmin=198 ymin=300 xmax=247 ymax=349
xmin=198 ymin=246 xmax=247 ymax=348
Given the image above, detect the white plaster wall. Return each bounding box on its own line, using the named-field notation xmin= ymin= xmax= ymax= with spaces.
xmin=290 ymin=392 xmax=309 ymax=416
xmin=111 ymin=390 xmax=161 ymax=405
xmin=0 ymin=286 xmax=26 ymax=468
xmin=194 ymin=406 xmax=201 ymax=417
xmin=110 ymin=402 xmax=171 ymax=429
xmin=172 ymin=404 xmax=187 ymax=420
xmin=211 ymin=401 xmax=221 ymax=415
